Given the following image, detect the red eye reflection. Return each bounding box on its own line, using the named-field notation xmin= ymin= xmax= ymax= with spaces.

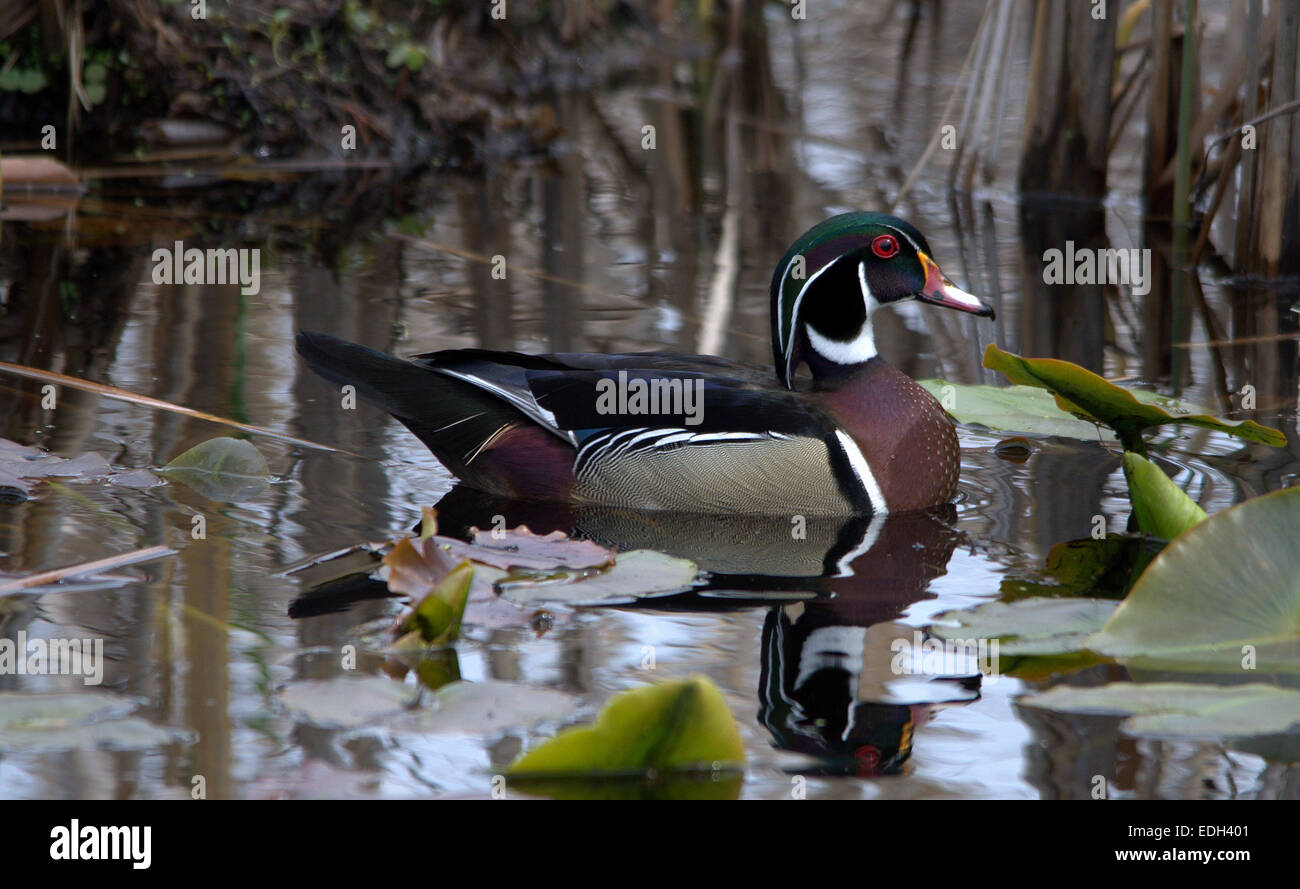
xmin=871 ymin=234 xmax=899 ymax=259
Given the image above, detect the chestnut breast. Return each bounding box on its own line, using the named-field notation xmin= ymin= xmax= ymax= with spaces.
xmin=815 ymin=360 xmax=961 ymax=512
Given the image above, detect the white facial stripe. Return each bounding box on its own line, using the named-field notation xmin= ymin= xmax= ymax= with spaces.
xmin=834 ymin=430 xmax=888 ymax=515
xmin=885 ymin=224 xmax=922 ymax=254
xmin=782 ymin=258 xmax=838 ymax=380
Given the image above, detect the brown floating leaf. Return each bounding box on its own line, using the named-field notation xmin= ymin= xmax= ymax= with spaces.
xmin=0 ymin=440 xmax=111 ymax=493
xmin=449 ymin=525 xmax=614 ymax=571
xmin=0 ymin=438 xmax=167 ymax=497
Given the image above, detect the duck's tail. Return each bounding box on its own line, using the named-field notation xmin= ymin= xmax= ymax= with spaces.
xmin=295 ymin=330 xmax=528 ymax=485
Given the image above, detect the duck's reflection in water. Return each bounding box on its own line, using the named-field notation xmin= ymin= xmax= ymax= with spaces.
xmin=433 ymin=486 xmax=986 ymax=777
xmin=757 ymin=509 xmax=981 ymax=777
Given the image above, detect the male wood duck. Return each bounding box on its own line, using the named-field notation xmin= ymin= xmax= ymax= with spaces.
xmin=297 ymin=212 xmax=993 ymax=516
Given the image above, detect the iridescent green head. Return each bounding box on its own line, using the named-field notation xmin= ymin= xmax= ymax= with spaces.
xmin=769 ymin=212 xmax=993 ymax=388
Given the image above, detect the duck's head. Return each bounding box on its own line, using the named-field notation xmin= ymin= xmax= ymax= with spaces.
xmin=770 ymin=212 xmax=994 ymax=389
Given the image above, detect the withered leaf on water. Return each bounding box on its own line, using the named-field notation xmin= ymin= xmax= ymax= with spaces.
xmin=448 ymin=525 xmax=614 ymax=571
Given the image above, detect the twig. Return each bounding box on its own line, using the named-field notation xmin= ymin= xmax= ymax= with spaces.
xmin=0 ymin=361 xmax=348 ymax=454
xmin=0 ymin=545 xmax=176 ymax=595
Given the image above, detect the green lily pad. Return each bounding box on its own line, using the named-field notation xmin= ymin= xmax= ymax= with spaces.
xmin=396 ymin=680 xmax=577 ymax=736
xmin=982 ymin=344 xmax=1287 ymax=454
xmin=279 ymin=675 xmax=415 ymax=729
xmin=918 ymin=381 xmax=1223 ymax=444
xmin=918 ymin=380 xmax=1115 ymax=440
xmin=497 ymin=549 xmax=699 ymax=605
xmin=1019 ymin=682 xmax=1300 ymax=738
xmin=1086 ymin=486 xmax=1300 ymax=671
xmin=281 ymin=675 xmax=575 ymax=736
xmin=506 ymin=676 xmax=744 ymax=780
xmin=0 ymin=692 xmax=189 ymax=752
xmin=1122 ymin=452 xmax=1207 ymax=539
xmin=159 ymin=436 xmax=271 ymax=502
xmin=931 ymin=598 xmax=1119 ymax=656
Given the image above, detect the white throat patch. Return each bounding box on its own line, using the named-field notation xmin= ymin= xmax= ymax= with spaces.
xmin=804 ymin=260 xmax=879 ymax=365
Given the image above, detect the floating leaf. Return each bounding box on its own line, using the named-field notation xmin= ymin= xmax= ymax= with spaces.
xmin=279 ymin=675 xmax=415 ymax=729
xmin=1086 ymin=486 xmax=1300 ymax=670
xmin=1122 ymin=452 xmax=1207 ymax=539
xmin=404 ymin=680 xmax=576 ymax=736
xmin=282 ymin=675 xmax=576 ymax=739
xmin=918 ymin=380 xmax=1209 ymax=443
xmin=0 ymin=437 xmax=174 ymax=496
xmin=0 ymin=692 xmax=132 ymax=730
xmin=507 ymin=676 xmax=744 ymax=779
xmin=1019 ymin=682 xmax=1300 ymax=738
xmin=0 ymin=692 xmax=189 ymax=752
xmin=159 ymin=437 xmax=270 ymax=502
xmin=448 ymin=526 xmax=613 ymax=571
xmin=0 ymin=438 xmax=110 ymax=495
xmin=932 ymin=598 xmax=1118 ymax=656
xmin=982 ymin=344 xmax=1287 ymax=453
xmin=918 ymin=380 xmax=1114 ymax=440
xmin=497 ymin=550 xmax=698 ymax=605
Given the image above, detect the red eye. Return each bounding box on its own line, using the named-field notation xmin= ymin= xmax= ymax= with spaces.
xmin=871 ymin=234 xmax=899 ymax=259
